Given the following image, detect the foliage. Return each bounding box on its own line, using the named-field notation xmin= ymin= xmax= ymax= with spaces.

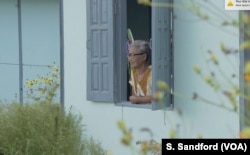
xmin=0 ymin=64 xmax=107 ymax=155
xmin=0 ymin=102 xmax=79 ymax=155
xmin=24 ymin=63 xmax=60 ymax=104
xmin=117 ymin=0 xmax=250 ymax=155
xmin=117 ymin=120 xmax=161 ymax=155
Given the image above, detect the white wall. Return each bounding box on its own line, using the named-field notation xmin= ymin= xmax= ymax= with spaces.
xmin=173 ymin=0 xmax=240 ymax=136
xmin=63 ymin=0 xmax=240 ymax=155
xmin=0 ymin=0 xmax=60 ymax=102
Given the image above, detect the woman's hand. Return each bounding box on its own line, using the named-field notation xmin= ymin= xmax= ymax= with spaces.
xmin=129 ymin=95 xmax=152 ymax=104
xmin=129 ymin=95 xmax=138 ymax=104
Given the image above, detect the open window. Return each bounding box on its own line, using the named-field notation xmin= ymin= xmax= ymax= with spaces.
xmin=86 ymin=0 xmax=174 ymax=110
xmin=126 ymin=0 xmax=152 ymax=101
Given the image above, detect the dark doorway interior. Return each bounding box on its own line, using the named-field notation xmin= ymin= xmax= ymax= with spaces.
xmin=126 ymin=1 xmax=151 ymax=100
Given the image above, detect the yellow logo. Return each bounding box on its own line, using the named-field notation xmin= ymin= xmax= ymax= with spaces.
xmin=227 ymin=0 xmax=234 ymax=6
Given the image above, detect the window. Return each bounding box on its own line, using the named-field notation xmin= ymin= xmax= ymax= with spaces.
xmin=86 ymin=0 xmax=174 ymax=110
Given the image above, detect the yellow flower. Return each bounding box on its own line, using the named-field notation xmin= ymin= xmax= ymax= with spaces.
xmin=193 ymin=65 xmax=201 ymax=74
xmin=244 ymin=61 xmax=250 ymax=81
xmin=242 ymin=13 xmax=250 ymax=25
xmin=211 ymin=54 xmax=218 ymax=65
xmin=121 ymin=132 xmax=133 ymax=146
xmin=140 ymin=141 xmax=149 ymax=154
xmin=153 ymin=91 xmax=164 ymax=102
xmin=239 ymin=127 xmax=250 ymax=138
xmin=25 ymin=80 xmax=33 ymax=86
xmin=197 ymin=134 xmax=203 ymax=139
xmin=106 ymin=151 xmax=113 ymax=155
xmin=117 ymin=120 xmax=126 ymax=133
xmin=33 ymin=79 xmax=39 ymax=84
xmin=156 ymin=80 xmax=169 ymax=91
xmin=39 ymin=90 xmax=45 ymax=95
xmin=233 ymin=87 xmax=240 ymax=95
xmin=203 ymin=76 xmax=213 ymax=84
xmin=43 ymin=77 xmax=52 ymax=83
xmin=245 ymin=61 xmax=250 ymax=73
xmin=240 ymin=40 xmax=250 ymax=50
xmin=150 ymin=141 xmax=161 ymax=153
xmin=137 ymin=0 xmax=151 ymax=5
xmin=51 ymin=71 xmax=58 ymax=76
xmin=245 ymin=74 xmax=250 ymax=81
xmin=169 ymin=128 xmax=177 ymax=138
xmin=53 ymin=65 xmax=58 ymax=70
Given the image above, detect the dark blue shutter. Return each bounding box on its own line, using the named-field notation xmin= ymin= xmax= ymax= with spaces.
xmin=86 ymin=0 xmax=114 ymax=102
xmin=152 ymin=0 xmax=174 ymax=110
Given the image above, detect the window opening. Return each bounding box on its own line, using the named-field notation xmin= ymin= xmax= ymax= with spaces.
xmin=126 ymin=0 xmax=152 ymax=101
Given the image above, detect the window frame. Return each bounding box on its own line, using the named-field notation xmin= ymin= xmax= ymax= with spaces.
xmin=86 ymin=0 xmax=174 ymax=110
xmin=239 ymin=11 xmax=250 ymax=130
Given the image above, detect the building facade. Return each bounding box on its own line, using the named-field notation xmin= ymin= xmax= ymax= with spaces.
xmin=0 ymin=0 xmax=244 ymax=155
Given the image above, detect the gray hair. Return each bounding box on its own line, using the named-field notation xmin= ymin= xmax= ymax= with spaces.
xmin=130 ymin=40 xmax=151 ymax=64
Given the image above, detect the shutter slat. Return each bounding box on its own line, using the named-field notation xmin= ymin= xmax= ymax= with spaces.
xmin=152 ymin=0 xmax=173 ymax=110
xmin=87 ymin=0 xmax=114 ymax=102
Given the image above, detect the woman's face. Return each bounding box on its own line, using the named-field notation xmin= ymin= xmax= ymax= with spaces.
xmin=127 ymin=46 xmax=146 ymax=68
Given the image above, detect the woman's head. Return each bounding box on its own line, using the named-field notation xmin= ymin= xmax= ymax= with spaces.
xmin=127 ymin=40 xmax=151 ymax=68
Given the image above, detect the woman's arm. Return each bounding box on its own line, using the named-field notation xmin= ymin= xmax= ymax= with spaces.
xmin=129 ymin=95 xmax=152 ymax=104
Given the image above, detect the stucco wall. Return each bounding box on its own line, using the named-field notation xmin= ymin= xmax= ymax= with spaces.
xmin=173 ymin=0 xmax=239 ymax=138
xmin=0 ymin=0 xmax=60 ymax=102
xmin=63 ymin=0 xmax=240 ymax=155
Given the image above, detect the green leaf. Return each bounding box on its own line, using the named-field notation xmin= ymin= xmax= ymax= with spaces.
xmin=127 ymin=28 xmax=134 ymax=42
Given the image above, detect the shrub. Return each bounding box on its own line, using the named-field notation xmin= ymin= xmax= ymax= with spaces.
xmin=0 ymin=102 xmax=106 ymax=155
xmin=0 ymin=64 xmax=106 ymax=155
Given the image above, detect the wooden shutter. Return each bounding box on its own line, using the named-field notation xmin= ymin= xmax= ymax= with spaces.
xmin=151 ymin=0 xmax=174 ymax=110
xmin=86 ymin=0 xmax=115 ymax=102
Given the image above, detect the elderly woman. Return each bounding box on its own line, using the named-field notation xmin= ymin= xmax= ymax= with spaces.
xmin=127 ymin=40 xmax=152 ymax=104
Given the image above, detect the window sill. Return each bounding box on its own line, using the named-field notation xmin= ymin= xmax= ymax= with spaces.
xmin=116 ymin=101 xmax=174 ymax=110
xmin=115 ymin=101 xmax=152 ymax=109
